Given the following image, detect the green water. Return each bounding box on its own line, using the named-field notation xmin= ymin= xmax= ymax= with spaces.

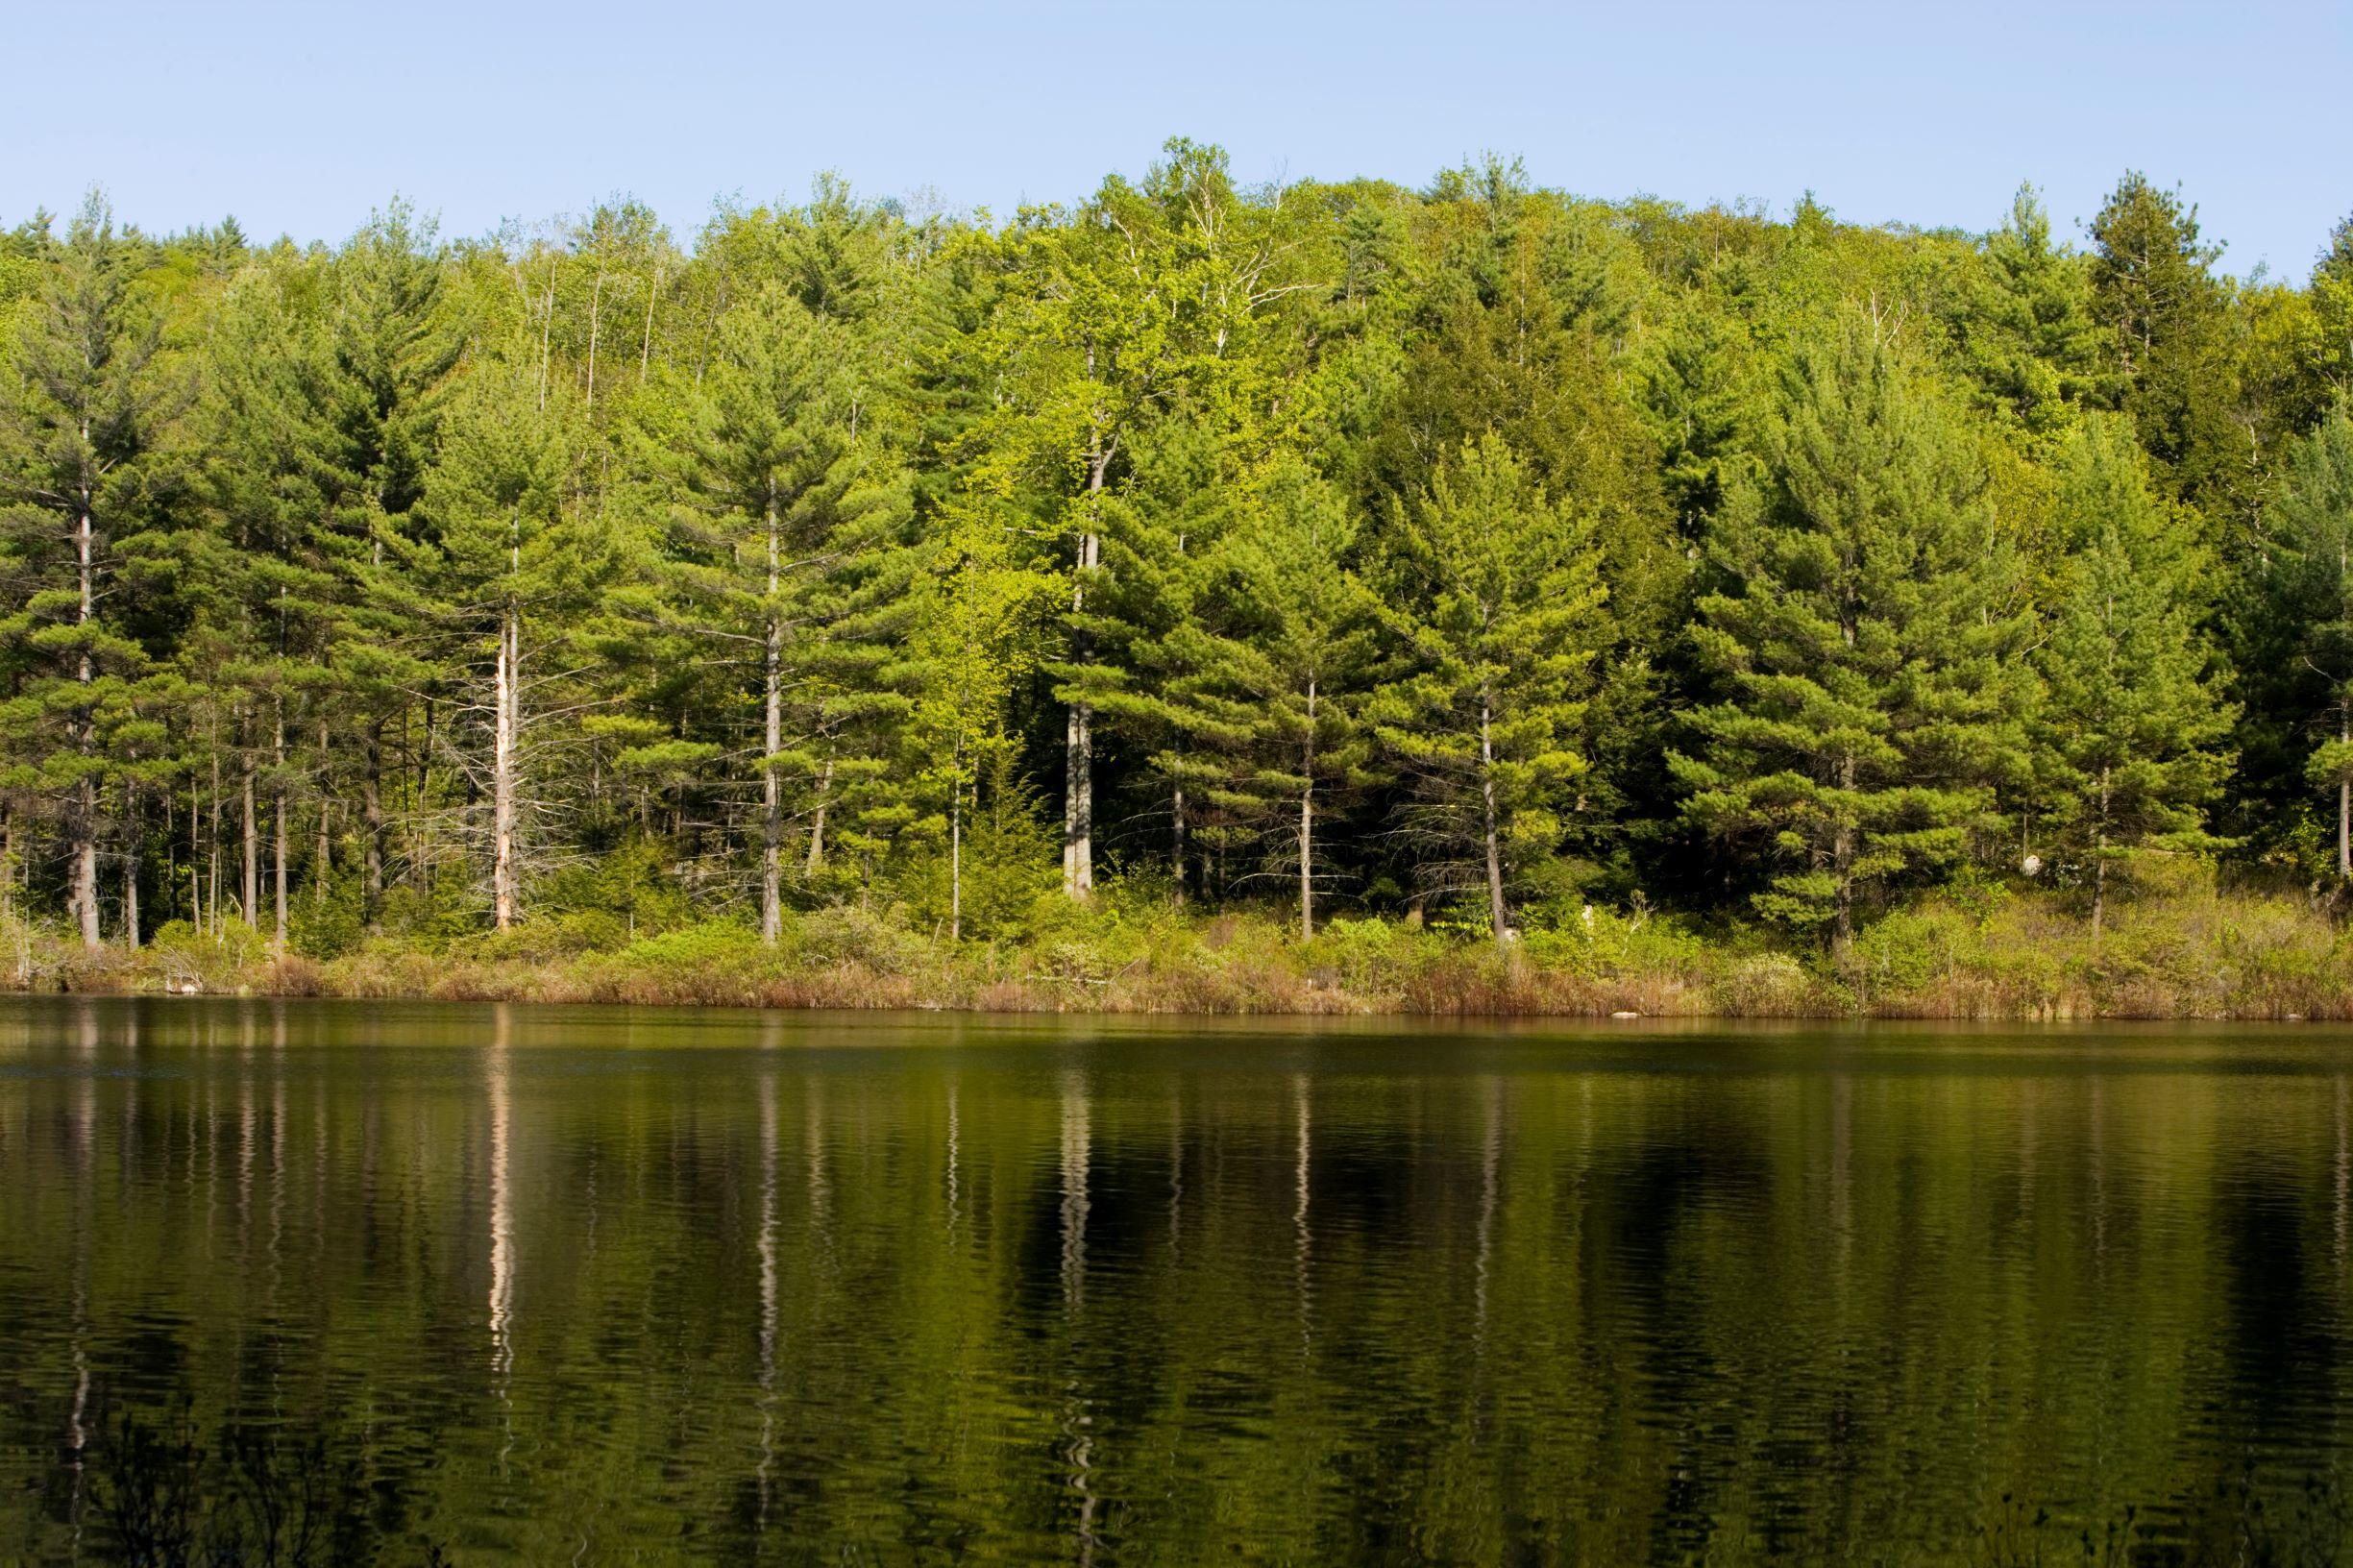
xmin=4 ymin=997 xmax=2353 ymax=1563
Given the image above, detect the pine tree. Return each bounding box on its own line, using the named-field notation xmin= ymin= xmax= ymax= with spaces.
xmin=408 ymin=353 xmax=597 ymax=928
xmin=896 ymin=502 xmax=1056 ymax=940
xmin=1672 ymin=310 xmax=2034 ymax=952
xmin=2087 ymin=173 xmax=2248 ymax=524
xmin=2264 ymin=404 xmax=2353 ymax=878
xmin=647 ymin=282 xmax=907 ymax=937
xmin=1152 ymin=457 xmax=1385 ymax=939
xmin=0 ymin=197 xmax=181 ymax=947
xmin=1372 ymin=435 xmax=1607 ymax=940
xmin=1957 ymin=185 xmax=2105 ymax=435
xmin=2035 ymin=417 xmax=2234 ymax=933
xmin=197 ymin=252 xmax=353 ymax=949
xmin=326 ymin=207 xmax=463 ymax=925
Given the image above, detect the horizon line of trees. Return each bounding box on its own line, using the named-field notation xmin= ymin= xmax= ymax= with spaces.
xmin=6 ymin=142 xmax=2353 ymax=961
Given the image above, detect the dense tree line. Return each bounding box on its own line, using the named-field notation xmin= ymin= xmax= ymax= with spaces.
xmin=4 ymin=143 xmax=2351 ymax=960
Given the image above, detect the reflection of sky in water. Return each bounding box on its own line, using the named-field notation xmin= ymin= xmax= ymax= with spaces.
xmin=4 ymin=996 xmax=2353 ymax=1562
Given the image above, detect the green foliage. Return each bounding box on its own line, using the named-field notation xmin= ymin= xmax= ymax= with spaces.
xmin=1673 ymin=309 xmax=2035 ymax=946
xmin=2034 ymin=417 xmax=2236 ymax=919
xmin=1372 ymin=434 xmax=1608 ymax=933
xmin=0 ymin=157 xmax=2346 ymax=990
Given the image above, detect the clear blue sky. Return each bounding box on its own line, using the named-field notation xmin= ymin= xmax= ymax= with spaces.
xmin=8 ymin=0 xmax=2346 ymax=279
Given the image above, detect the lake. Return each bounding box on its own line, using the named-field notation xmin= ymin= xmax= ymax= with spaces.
xmin=3 ymin=996 xmax=2352 ymax=1563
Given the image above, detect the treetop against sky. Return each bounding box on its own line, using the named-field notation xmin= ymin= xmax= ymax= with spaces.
xmin=1 ymin=0 xmax=2343 ymax=279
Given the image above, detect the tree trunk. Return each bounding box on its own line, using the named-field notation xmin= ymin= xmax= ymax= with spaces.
xmin=584 ymin=264 xmax=604 ymax=413
xmin=493 ymin=608 xmax=519 ymax=930
xmin=71 ymin=487 xmax=99 ymax=951
xmin=1832 ymin=747 xmax=1858 ymax=962
xmin=1064 ymin=442 xmax=1106 ymax=902
xmin=72 ymin=778 xmax=100 ymax=951
xmin=949 ymin=763 xmax=962 ymax=944
xmin=639 ymin=263 xmax=661 ymax=384
xmin=208 ymin=746 xmax=221 ymax=937
xmin=804 ymin=754 xmax=833 ymax=879
xmin=314 ymin=719 xmax=331 ymax=907
xmin=362 ymin=720 xmax=384 ymax=929
xmin=2092 ymin=848 xmax=2107 ymax=943
xmin=2340 ymin=712 xmax=2349 ymax=881
xmin=273 ymin=706 xmax=288 ymax=953
xmin=1063 ymin=696 xmax=1092 ymax=900
xmin=2093 ymin=770 xmax=2112 ymax=943
xmin=241 ymin=762 xmax=258 ymax=930
xmin=1299 ymin=679 xmax=1316 ymax=943
xmin=121 ymin=785 xmax=139 ymax=950
xmin=1480 ymin=689 xmax=1507 ymax=943
xmin=185 ymin=784 xmax=201 ymax=935
xmin=761 ymin=500 xmax=782 ymax=944
xmin=1171 ymin=785 xmax=1187 ymax=912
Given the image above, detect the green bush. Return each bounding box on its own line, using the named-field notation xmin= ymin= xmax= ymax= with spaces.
xmin=614 ymin=919 xmax=767 ymax=973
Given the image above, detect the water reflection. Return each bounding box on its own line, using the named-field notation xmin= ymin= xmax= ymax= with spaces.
xmin=12 ymin=999 xmax=2353 ymax=1562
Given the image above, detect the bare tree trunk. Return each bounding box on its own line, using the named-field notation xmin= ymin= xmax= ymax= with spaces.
xmin=493 ymin=608 xmax=519 ymax=930
xmin=311 ymin=718 xmax=331 ymax=907
xmin=639 ymin=263 xmax=661 ymax=384
xmin=362 ymin=720 xmax=384 ymax=929
xmin=1172 ymin=785 xmax=1187 ymax=912
xmin=273 ymin=706 xmax=289 ymax=953
xmin=1063 ymin=696 xmax=1092 ymax=900
xmin=121 ymin=785 xmax=139 ymax=950
xmin=1831 ymin=747 xmax=1859 ymax=962
xmin=71 ymin=483 xmax=100 ymax=950
xmin=208 ymin=745 xmax=221 ymax=937
xmin=584 ymin=263 xmax=605 ymax=414
xmin=72 ymin=778 xmax=100 ymax=950
xmin=415 ymin=698 xmax=434 ymax=894
xmin=804 ymin=754 xmax=833 ymax=880
xmin=535 ymin=257 xmax=555 ymax=412
xmin=1480 ymin=690 xmax=1507 ymax=943
xmin=2093 ymin=771 xmax=2112 ymax=943
xmin=185 ymin=784 xmax=201 ymax=936
xmin=1299 ymin=679 xmax=1316 ymax=943
xmin=1064 ymin=438 xmax=1106 ymax=901
xmin=241 ymin=760 xmax=258 ymax=930
xmin=2341 ymin=712 xmax=2349 ymax=881
xmin=761 ymin=500 xmax=782 ymax=943
xmin=949 ymin=757 xmax=963 ymax=943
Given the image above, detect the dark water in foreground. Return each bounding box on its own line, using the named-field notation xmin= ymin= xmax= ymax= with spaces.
xmin=6 ymin=1001 xmax=2353 ymax=1564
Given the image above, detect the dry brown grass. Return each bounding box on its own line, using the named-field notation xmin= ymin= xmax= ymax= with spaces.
xmin=15 ymin=882 xmax=2353 ymax=1021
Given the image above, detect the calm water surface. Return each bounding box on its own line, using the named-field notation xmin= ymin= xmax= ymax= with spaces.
xmin=4 ymin=997 xmax=2353 ymax=1563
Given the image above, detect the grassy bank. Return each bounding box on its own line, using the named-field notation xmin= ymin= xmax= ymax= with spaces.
xmin=10 ymin=877 xmax=2353 ymax=1021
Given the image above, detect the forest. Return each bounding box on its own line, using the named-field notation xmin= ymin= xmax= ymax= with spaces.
xmin=6 ymin=140 xmax=2353 ymax=1014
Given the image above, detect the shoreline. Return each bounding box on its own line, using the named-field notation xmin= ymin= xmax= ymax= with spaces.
xmin=11 ymin=883 xmax=2353 ymax=1023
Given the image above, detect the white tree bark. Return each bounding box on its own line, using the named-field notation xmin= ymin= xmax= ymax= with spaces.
xmin=492 ymin=609 xmax=519 ymax=930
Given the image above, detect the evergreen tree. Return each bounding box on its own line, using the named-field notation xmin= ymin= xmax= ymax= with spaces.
xmin=1956 ymin=185 xmax=2105 ymax=435
xmin=2264 ymin=404 xmax=2353 ymax=878
xmin=407 ymin=353 xmax=597 ymax=928
xmin=326 ymin=207 xmax=463 ymax=924
xmin=1672 ymin=310 xmax=2034 ymax=952
xmin=1152 ymin=457 xmax=1385 ymax=938
xmin=0 ymin=197 xmax=180 ymax=947
xmin=896 ymin=501 xmax=1056 ymax=940
xmin=197 ymin=253 xmax=352 ymax=948
xmin=649 ymin=281 xmax=908 ymax=936
xmin=2035 ymin=417 xmax=2235 ymax=933
xmin=2087 ymin=172 xmax=2248 ymax=525
xmin=1372 ymin=435 xmax=1607 ymax=940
